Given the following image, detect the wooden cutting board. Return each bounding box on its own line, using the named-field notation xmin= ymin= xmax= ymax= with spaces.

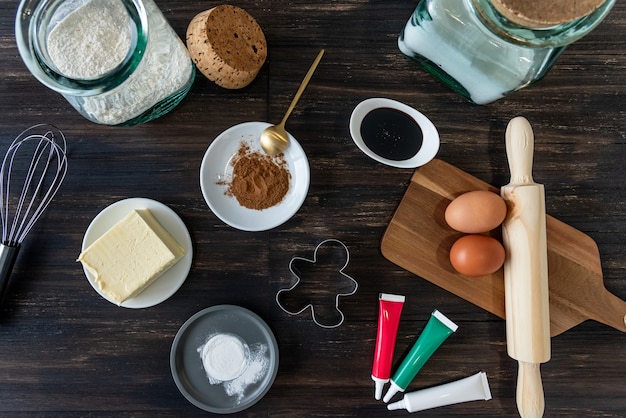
xmin=381 ymin=159 xmax=626 ymax=337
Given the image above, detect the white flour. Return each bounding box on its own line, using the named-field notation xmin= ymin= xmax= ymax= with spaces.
xmin=47 ymin=0 xmax=131 ymax=79
xmin=45 ymin=0 xmax=193 ymax=125
xmin=198 ymin=334 xmax=270 ymax=403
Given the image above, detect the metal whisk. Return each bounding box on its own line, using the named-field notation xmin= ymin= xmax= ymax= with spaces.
xmin=0 ymin=124 xmax=68 ymax=305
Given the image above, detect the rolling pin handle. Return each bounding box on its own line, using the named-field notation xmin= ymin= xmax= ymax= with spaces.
xmin=506 ymin=116 xmax=536 ymax=186
xmin=516 ymin=361 xmax=545 ymax=418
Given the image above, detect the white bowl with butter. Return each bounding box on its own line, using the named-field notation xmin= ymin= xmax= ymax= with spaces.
xmin=80 ymin=198 xmax=193 ymax=308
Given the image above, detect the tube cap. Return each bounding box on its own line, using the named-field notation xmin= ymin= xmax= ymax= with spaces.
xmin=374 ymin=380 xmax=385 ymax=401
xmin=387 ymin=399 xmax=406 ymax=411
xmin=383 ymin=381 xmax=402 ymax=403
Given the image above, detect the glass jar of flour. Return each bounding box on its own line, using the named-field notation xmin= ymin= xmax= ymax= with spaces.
xmin=398 ymin=0 xmax=615 ymax=105
xmin=16 ymin=0 xmax=195 ymax=125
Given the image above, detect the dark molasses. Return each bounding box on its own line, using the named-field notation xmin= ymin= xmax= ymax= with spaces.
xmin=360 ymin=107 xmax=423 ymax=161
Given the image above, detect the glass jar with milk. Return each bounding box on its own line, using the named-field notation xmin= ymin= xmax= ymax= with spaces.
xmin=398 ymin=0 xmax=615 ymax=105
xmin=16 ymin=0 xmax=195 ymax=125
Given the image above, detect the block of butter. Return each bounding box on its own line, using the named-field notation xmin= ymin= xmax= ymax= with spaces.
xmin=78 ymin=209 xmax=185 ymax=305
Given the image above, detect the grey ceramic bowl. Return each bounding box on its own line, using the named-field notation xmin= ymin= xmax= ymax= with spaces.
xmin=170 ymin=305 xmax=279 ymax=413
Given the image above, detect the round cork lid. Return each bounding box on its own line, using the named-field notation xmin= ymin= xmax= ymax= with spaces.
xmin=490 ymin=0 xmax=607 ymax=27
xmin=186 ymin=5 xmax=267 ymax=89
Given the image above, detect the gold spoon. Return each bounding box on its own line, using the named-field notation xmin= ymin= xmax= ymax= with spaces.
xmin=260 ymin=49 xmax=325 ymax=155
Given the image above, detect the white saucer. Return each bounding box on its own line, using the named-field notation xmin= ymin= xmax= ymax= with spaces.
xmin=349 ymin=97 xmax=439 ymax=168
xmin=80 ymin=198 xmax=193 ymax=308
xmin=200 ymin=122 xmax=310 ymax=231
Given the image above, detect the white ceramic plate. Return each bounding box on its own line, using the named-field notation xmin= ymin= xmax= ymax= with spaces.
xmin=170 ymin=305 xmax=279 ymax=414
xmin=200 ymin=122 xmax=310 ymax=231
xmin=349 ymin=97 xmax=440 ymax=168
xmin=80 ymin=198 xmax=193 ymax=308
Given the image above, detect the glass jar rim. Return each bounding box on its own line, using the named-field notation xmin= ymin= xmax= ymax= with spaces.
xmin=15 ymin=0 xmax=148 ymax=96
xmin=472 ymin=0 xmax=616 ymax=47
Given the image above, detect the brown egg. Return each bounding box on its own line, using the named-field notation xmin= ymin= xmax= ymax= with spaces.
xmin=445 ymin=190 xmax=507 ymax=234
xmin=449 ymin=234 xmax=505 ymax=277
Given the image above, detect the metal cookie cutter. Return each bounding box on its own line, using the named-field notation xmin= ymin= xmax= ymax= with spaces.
xmin=275 ymin=239 xmax=358 ymax=329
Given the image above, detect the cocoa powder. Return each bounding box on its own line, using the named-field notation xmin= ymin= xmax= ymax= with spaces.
xmin=220 ymin=142 xmax=291 ymax=210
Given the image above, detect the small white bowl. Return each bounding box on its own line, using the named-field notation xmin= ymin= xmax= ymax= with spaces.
xmin=200 ymin=122 xmax=310 ymax=231
xmin=349 ymin=98 xmax=439 ymax=168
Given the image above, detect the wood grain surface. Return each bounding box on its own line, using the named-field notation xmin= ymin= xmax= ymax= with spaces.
xmin=0 ymin=1 xmax=625 ymax=417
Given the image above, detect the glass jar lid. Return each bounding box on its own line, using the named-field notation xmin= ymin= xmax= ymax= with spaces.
xmin=490 ymin=0 xmax=607 ymax=28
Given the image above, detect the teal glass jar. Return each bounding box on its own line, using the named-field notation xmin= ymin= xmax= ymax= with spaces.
xmin=398 ymin=0 xmax=616 ymax=104
xmin=16 ymin=0 xmax=195 ymax=126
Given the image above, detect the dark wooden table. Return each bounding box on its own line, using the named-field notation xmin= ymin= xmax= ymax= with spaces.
xmin=1 ymin=1 xmax=625 ymax=416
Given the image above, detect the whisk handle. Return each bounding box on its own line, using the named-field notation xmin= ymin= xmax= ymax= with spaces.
xmin=0 ymin=243 xmax=21 ymax=307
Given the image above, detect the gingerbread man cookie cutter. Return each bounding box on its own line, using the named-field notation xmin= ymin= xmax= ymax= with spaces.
xmin=275 ymin=239 xmax=359 ymax=328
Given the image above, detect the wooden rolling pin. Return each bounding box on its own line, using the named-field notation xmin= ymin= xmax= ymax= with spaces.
xmin=501 ymin=117 xmax=551 ymax=418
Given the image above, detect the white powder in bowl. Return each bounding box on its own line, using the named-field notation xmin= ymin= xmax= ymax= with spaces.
xmin=224 ymin=342 xmax=269 ymax=402
xmin=198 ymin=333 xmax=270 ymax=403
xmin=199 ymin=334 xmax=249 ymax=382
